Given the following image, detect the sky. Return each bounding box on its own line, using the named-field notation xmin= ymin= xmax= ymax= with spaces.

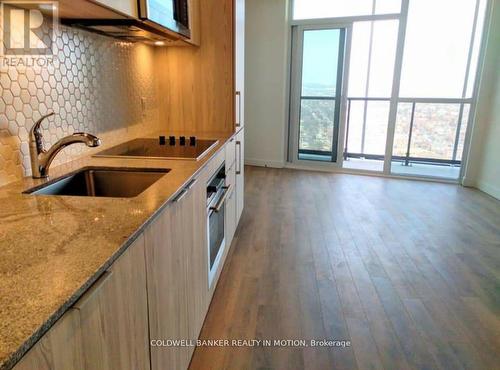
xmin=301 ymin=29 xmax=341 ymax=95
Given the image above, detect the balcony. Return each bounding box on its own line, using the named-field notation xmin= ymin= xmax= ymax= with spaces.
xmin=342 ymin=97 xmax=469 ymax=179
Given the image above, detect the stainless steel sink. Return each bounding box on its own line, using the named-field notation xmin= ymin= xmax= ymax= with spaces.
xmin=24 ymin=167 xmax=170 ymax=198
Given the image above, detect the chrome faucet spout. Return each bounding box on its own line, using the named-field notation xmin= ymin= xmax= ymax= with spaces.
xmin=29 ymin=113 xmax=101 ymax=178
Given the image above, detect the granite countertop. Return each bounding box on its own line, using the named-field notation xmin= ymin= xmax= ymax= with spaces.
xmin=0 ymin=132 xmax=232 ymax=370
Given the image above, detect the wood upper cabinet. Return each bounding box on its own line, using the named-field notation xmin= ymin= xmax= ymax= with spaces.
xmin=235 ymin=0 xmax=245 ymax=129
xmin=185 ymin=0 xmax=201 ymax=46
xmin=15 ymin=235 xmax=150 ymax=370
xmin=91 ymin=0 xmax=138 ymax=17
xmin=156 ymin=0 xmax=234 ymax=135
xmin=235 ymin=128 xmax=245 ymax=223
xmin=74 ymin=234 xmax=150 ymax=370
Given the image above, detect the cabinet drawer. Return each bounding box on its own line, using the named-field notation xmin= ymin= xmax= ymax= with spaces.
xmin=225 ymin=186 xmax=237 ymax=252
xmin=226 ymin=160 xmax=236 ymax=189
xmin=205 ymin=149 xmax=225 ymax=179
xmin=225 ymin=137 xmax=236 ymax=169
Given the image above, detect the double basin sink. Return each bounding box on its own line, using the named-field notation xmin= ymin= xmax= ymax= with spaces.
xmin=24 ymin=167 xmax=170 ymax=198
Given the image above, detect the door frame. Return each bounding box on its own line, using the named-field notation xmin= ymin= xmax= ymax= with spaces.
xmin=288 ymin=22 xmax=352 ymax=168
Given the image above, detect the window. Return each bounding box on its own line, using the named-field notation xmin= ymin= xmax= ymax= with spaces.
xmin=293 ymin=0 xmax=401 ymax=20
xmin=399 ymin=0 xmax=479 ymax=98
xmin=290 ymin=0 xmax=489 ymax=180
xmin=348 ymin=20 xmax=399 ymax=97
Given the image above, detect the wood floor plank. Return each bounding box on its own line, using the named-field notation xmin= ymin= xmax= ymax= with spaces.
xmin=371 ymin=276 xmax=442 ymax=370
xmin=345 ymin=318 xmax=385 ymax=370
xmin=190 ymin=167 xmax=500 ymax=370
xmin=402 ymin=298 xmax=466 ymax=370
xmin=345 ymin=253 xmax=411 ymax=370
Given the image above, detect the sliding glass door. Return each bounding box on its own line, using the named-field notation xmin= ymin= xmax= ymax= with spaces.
xmin=289 ymin=0 xmax=489 ymax=181
xmin=289 ymin=25 xmax=348 ymax=164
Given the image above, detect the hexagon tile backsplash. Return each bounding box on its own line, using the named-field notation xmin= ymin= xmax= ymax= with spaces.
xmin=0 ymin=26 xmax=161 ymax=186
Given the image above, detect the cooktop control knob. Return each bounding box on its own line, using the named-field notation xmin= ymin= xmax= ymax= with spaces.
xmin=189 ymin=136 xmax=196 ymax=146
xmin=159 ymin=136 xmax=166 ymax=145
xmin=179 ymin=136 xmax=186 ymax=146
xmin=169 ymin=136 xmax=176 ymax=145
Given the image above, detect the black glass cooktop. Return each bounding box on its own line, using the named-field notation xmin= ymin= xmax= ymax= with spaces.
xmin=94 ymin=138 xmax=218 ymax=160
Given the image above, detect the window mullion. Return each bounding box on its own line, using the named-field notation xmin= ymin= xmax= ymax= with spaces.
xmin=383 ymin=0 xmax=410 ymax=174
xmin=462 ymin=0 xmax=481 ymax=99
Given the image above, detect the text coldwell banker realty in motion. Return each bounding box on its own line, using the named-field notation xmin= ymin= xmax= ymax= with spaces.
xmin=150 ymin=339 xmax=352 ymax=348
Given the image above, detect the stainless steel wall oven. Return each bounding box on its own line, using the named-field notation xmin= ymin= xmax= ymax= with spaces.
xmin=206 ymin=164 xmax=231 ymax=287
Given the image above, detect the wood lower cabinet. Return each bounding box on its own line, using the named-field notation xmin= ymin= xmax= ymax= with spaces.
xmin=14 ymin=145 xmax=243 ymax=370
xmin=145 ymin=172 xmax=209 ymax=370
xmin=14 ymin=235 xmax=150 ymax=370
xmin=225 ymin=137 xmax=236 ymax=171
xmin=225 ymin=184 xmax=237 ymax=248
xmin=74 ymin=235 xmax=150 ymax=370
xmin=235 ymin=128 xmax=245 ymax=224
xmin=14 ymin=309 xmax=84 ymax=370
xmin=74 ymin=234 xmax=150 ymax=370
xmin=145 ymin=199 xmax=190 ymax=370
xmin=225 ymin=137 xmax=237 ymax=248
xmin=184 ymin=176 xmax=209 ymax=348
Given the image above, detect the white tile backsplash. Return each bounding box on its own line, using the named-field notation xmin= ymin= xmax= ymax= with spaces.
xmin=0 ymin=26 xmax=161 ymax=186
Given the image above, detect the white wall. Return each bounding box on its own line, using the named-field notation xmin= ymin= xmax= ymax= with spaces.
xmin=245 ymin=0 xmax=289 ymax=168
xmin=464 ymin=0 xmax=500 ymax=199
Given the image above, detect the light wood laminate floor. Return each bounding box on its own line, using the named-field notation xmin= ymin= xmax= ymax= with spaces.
xmin=190 ymin=166 xmax=500 ymax=370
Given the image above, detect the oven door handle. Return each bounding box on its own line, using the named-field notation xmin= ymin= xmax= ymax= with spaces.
xmin=210 ymin=185 xmax=232 ymax=213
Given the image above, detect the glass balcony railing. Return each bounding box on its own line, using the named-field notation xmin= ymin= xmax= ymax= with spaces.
xmin=343 ymin=97 xmax=470 ymax=176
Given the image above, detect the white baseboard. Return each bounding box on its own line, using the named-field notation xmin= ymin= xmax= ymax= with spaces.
xmin=476 ymin=180 xmax=500 ymax=200
xmin=245 ymin=158 xmax=285 ymax=168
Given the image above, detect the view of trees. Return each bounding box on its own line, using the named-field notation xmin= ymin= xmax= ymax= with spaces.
xmin=299 ymin=99 xmax=335 ymax=153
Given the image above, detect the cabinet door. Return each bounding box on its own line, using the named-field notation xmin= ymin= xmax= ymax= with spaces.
xmin=93 ymin=0 xmax=138 ymax=17
xmin=225 ymin=142 xmax=237 ymax=247
xmin=73 ymin=235 xmax=150 ymax=370
xmin=184 ymin=177 xmax=209 ymax=351
xmin=14 ymin=310 xmax=84 ymax=370
xmin=235 ymin=128 xmax=245 ymax=223
xmin=145 ymin=201 xmax=190 ymax=370
xmin=225 ymin=185 xmax=237 ymax=248
xmin=235 ymin=0 xmax=245 ymax=129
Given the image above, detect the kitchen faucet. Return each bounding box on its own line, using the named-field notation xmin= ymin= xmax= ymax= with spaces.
xmin=29 ymin=112 xmax=101 ymax=178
